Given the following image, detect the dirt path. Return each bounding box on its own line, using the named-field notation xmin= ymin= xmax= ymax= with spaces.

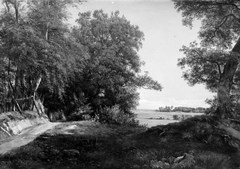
xmin=0 ymin=122 xmax=60 ymax=155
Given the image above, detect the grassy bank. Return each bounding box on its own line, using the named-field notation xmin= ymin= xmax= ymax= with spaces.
xmin=0 ymin=116 xmax=240 ymax=169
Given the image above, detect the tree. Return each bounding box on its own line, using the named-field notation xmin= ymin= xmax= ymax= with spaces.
xmin=0 ymin=2 xmax=161 ymax=122
xmin=173 ymin=0 xmax=240 ymax=118
xmin=27 ymin=0 xmax=86 ymax=112
xmin=0 ymin=0 xmax=34 ymax=113
xmin=72 ymin=10 xmax=162 ymax=117
xmin=0 ymin=0 xmax=85 ymax=114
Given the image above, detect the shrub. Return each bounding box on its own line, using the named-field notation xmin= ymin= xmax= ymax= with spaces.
xmin=99 ymin=105 xmax=140 ymax=127
xmin=67 ymin=104 xmax=93 ymax=121
xmin=173 ymin=115 xmax=180 ymax=120
xmin=173 ymin=115 xmax=192 ymax=121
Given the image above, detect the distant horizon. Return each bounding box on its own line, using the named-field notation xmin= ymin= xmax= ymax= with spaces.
xmin=135 ymin=104 xmax=210 ymax=110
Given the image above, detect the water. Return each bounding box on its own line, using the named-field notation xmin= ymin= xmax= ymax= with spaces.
xmin=133 ymin=109 xmax=203 ymax=127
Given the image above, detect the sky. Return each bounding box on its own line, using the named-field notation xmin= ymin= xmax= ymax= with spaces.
xmin=67 ymin=0 xmax=215 ymax=110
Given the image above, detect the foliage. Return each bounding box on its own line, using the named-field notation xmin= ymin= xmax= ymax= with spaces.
xmin=205 ymin=96 xmax=218 ymax=115
xmin=173 ymin=114 xmax=179 ymax=120
xmin=27 ymin=0 xmax=86 ymax=111
xmin=67 ymin=104 xmax=93 ymax=121
xmin=173 ymin=0 xmax=240 ymax=46
xmin=178 ymin=42 xmax=231 ymax=91
xmin=71 ymin=10 xmax=162 ymax=117
xmin=0 ymin=0 xmax=85 ymax=113
xmin=172 ymin=114 xmax=192 ymax=121
xmin=99 ymin=105 xmax=140 ymax=127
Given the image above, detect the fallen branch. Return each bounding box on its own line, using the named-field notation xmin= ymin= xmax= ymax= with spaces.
xmin=8 ymin=79 xmax=22 ymax=113
xmin=0 ymin=127 xmax=11 ymax=137
xmin=159 ymin=129 xmax=166 ymax=136
xmin=218 ymin=123 xmax=240 ymax=141
xmin=15 ymin=96 xmax=34 ymax=101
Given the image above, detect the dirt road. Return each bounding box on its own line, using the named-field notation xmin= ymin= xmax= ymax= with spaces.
xmin=0 ymin=122 xmax=60 ymax=155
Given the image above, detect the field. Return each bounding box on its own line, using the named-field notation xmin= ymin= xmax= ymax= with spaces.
xmin=134 ymin=109 xmax=203 ymax=127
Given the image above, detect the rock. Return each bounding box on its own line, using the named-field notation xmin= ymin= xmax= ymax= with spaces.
xmin=174 ymin=155 xmax=185 ymax=163
xmin=172 ymin=153 xmax=195 ymax=169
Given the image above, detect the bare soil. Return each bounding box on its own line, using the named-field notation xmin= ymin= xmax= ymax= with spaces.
xmin=0 ymin=122 xmax=60 ymax=155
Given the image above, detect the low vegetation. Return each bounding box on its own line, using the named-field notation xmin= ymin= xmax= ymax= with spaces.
xmin=1 ymin=115 xmax=240 ymax=169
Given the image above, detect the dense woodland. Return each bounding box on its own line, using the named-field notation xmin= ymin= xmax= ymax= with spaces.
xmin=0 ymin=0 xmax=162 ymax=121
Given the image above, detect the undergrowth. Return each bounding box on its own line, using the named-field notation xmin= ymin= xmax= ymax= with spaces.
xmin=0 ymin=116 xmax=240 ymax=169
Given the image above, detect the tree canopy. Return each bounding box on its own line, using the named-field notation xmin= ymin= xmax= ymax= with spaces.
xmin=69 ymin=10 xmax=162 ymax=116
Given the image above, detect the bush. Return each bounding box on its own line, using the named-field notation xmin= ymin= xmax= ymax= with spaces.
xmin=173 ymin=115 xmax=180 ymax=120
xmin=67 ymin=104 xmax=93 ymax=121
xmin=173 ymin=114 xmax=192 ymax=121
xmin=99 ymin=105 xmax=140 ymax=127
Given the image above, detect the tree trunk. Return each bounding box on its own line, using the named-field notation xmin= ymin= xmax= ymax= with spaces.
xmin=33 ymin=76 xmax=43 ymax=116
xmin=8 ymin=80 xmax=22 ymax=113
xmin=216 ymin=38 xmax=240 ymax=118
xmin=217 ymin=57 xmax=238 ymax=118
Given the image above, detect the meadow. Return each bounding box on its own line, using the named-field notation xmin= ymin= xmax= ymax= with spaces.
xmin=134 ymin=109 xmax=203 ymax=127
